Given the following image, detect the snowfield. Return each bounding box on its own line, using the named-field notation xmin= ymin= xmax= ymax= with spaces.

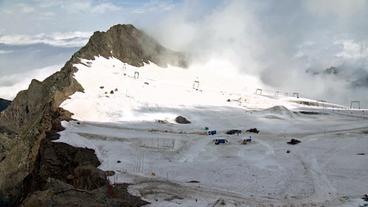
xmin=58 ymin=56 xmax=368 ymax=207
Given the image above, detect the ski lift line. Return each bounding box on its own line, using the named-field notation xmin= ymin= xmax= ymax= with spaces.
xmin=292 ymin=92 xmax=300 ymax=98
xmin=96 ymin=62 xmax=307 ymax=101
xmin=255 ymin=88 xmax=302 ymax=98
xmin=142 ymin=79 xmax=237 ymax=95
xmin=124 ymin=74 xmax=359 ymax=110
xmin=350 ymin=101 xmax=361 ymax=109
xmin=258 ymin=88 xmax=284 ymax=95
xmin=121 ymin=70 xmax=342 ymax=105
xmin=121 ymin=71 xmax=248 ymax=96
xmin=332 ymin=110 xmax=368 ymax=119
xmin=123 ymin=71 xmax=244 ymax=95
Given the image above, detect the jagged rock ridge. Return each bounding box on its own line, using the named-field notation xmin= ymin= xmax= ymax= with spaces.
xmin=75 ymin=24 xmax=187 ymax=68
xmin=0 ymin=24 xmax=182 ymax=206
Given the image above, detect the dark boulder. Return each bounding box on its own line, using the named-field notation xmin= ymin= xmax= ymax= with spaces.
xmin=38 ymin=141 xmax=102 ymax=188
xmin=187 ymin=180 xmax=200 ymax=183
xmin=175 ymin=116 xmax=191 ymax=124
xmin=287 ymin=139 xmax=301 ymax=145
xmin=72 ymin=165 xmax=108 ymax=190
xmin=246 ymin=128 xmax=259 ymax=134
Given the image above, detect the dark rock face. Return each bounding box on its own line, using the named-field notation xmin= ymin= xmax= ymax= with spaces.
xmin=0 ymin=65 xmax=82 ymax=133
xmin=0 ymin=68 xmax=82 ymax=205
xmin=0 ymin=24 xmax=179 ymax=206
xmin=20 ymin=139 xmax=148 ymax=207
xmin=19 ymin=139 xmax=102 ymax=201
xmin=21 ymin=179 xmax=149 ymax=207
xmin=175 ymin=116 xmax=191 ymax=124
xmin=0 ymin=98 xmax=11 ymax=112
xmin=306 ymin=65 xmax=368 ymax=89
xmin=323 ymin=66 xmax=339 ymax=75
xmin=305 ymin=66 xmax=340 ymax=76
xmin=37 ymin=141 xmax=102 ymax=189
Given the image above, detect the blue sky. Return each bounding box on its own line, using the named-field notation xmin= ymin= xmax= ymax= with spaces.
xmin=0 ymin=0 xmax=221 ymax=34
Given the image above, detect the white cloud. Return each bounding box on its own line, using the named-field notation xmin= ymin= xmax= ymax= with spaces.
xmin=0 ymin=64 xmax=61 ymax=100
xmin=18 ymin=3 xmax=36 ymax=13
xmin=0 ymin=0 xmax=123 ymax=17
xmin=147 ymin=1 xmax=263 ymax=75
xmin=303 ymin=0 xmax=367 ymax=17
xmin=62 ymin=1 xmax=122 ymax=14
xmin=335 ymin=39 xmax=368 ymax=59
xmin=91 ymin=2 xmax=121 ymax=14
xmin=145 ymin=0 xmax=368 ymax=106
xmin=0 ymin=3 xmax=36 ymax=14
xmin=132 ymin=0 xmax=175 ymax=14
xmin=0 ymin=31 xmax=92 ymax=47
xmin=0 ymin=50 xmax=13 ymax=54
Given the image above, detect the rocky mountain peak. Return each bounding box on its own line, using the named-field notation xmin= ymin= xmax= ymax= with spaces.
xmin=0 ymin=24 xmax=187 ymax=133
xmin=75 ymin=24 xmax=187 ymax=67
xmin=0 ymin=23 xmax=180 ymax=206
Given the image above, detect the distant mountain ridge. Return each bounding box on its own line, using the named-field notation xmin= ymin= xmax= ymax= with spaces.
xmin=306 ymin=65 xmax=368 ymax=89
xmin=0 ymin=98 xmax=10 ymax=112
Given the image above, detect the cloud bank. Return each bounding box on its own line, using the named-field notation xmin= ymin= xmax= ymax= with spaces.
xmin=0 ymin=32 xmax=91 ymax=47
xmin=0 ymin=64 xmax=61 ymax=100
xmin=143 ymin=0 xmax=368 ymax=107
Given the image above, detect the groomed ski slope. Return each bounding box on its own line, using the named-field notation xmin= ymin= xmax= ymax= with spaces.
xmin=58 ymin=56 xmax=368 ymax=207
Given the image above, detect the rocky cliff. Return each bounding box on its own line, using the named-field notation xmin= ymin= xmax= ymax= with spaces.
xmin=0 ymin=24 xmax=186 ymax=206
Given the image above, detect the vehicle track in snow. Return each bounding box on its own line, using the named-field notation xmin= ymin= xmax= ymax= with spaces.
xmin=128 ymin=175 xmax=346 ymax=207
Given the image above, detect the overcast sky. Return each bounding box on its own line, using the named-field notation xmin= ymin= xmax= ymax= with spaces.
xmin=1 ymin=0 xmax=368 ymax=106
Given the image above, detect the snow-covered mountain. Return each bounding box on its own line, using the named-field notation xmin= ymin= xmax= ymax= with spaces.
xmin=1 ymin=24 xmax=367 ymax=207
xmin=58 ymin=26 xmax=368 ymax=206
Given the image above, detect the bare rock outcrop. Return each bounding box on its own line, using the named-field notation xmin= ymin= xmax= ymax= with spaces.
xmin=175 ymin=116 xmax=191 ymax=124
xmin=75 ymin=24 xmax=187 ymax=68
xmin=21 ymin=179 xmax=149 ymax=207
